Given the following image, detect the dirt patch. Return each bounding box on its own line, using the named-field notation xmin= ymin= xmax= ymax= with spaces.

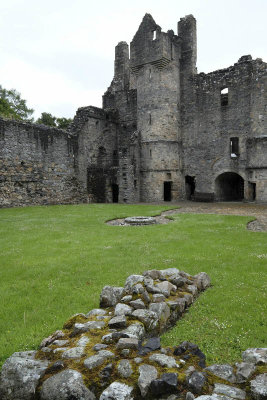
xmin=106 ymin=202 xmax=267 ymax=232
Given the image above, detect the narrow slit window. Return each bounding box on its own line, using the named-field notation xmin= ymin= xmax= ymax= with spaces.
xmin=221 ymin=87 xmax=228 ymax=106
xmin=152 ymin=30 xmax=156 ymax=40
xmin=230 ymin=137 xmax=239 ymax=158
xmin=149 ymin=113 xmax=152 ymax=125
xmin=150 ymin=149 xmax=152 ymax=158
xmin=149 ymin=69 xmax=152 ymax=80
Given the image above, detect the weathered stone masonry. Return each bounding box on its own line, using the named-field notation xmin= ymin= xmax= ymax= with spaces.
xmin=0 ymin=13 xmax=266 ymax=207
xmin=0 ymin=119 xmax=85 ymax=207
xmin=1 ymin=268 xmax=266 ymax=399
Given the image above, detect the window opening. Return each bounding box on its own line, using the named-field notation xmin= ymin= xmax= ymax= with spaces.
xmin=149 ymin=69 xmax=152 ymax=80
xmin=230 ymin=137 xmax=239 ymax=158
xmin=149 ymin=113 xmax=152 ymax=125
xmin=149 ymin=149 xmax=152 ymax=158
xmin=152 ymin=30 xmax=156 ymax=40
xmin=113 ymin=150 xmax=118 ymax=166
xmin=221 ymin=87 xmax=228 ymax=106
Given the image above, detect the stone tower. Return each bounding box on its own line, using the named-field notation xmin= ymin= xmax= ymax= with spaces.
xmin=130 ymin=14 xmax=183 ymax=202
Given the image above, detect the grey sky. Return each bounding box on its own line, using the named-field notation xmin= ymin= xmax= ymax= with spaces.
xmin=0 ymin=0 xmax=266 ymax=119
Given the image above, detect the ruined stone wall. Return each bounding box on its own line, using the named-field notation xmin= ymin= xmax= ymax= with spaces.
xmin=72 ymin=107 xmax=118 ymax=203
xmin=103 ymin=41 xmax=139 ymax=203
xmin=1 ymin=14 xmax=266 ymax=207
xmin=247 ymin=136 xmax=267 ymax=201
xmin=0 ymin=118 xmax=83 ymax=207
xmin=182 ymin=57 xmax=267 ymax=202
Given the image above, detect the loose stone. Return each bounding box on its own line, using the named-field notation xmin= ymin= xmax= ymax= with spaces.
xmin=84 ymin=350 xmax=115 ymax=370
xmin=138 ymin=364 xmax=158 ymax=397
xmin=117 ymin=359 xmax=133 ymax=378
xmin=213 ymin=383 xmax=246 ymax=400
xmin=100 ymin=286 xmax=124 ymax=307
xmin=77 ymin=335 xmax=90 ymax=347
xmin=93 ymin=343 xmax=108 ymax=351
xmin=205 ymin=364 xmax=236 ymax=383
xmin=52 ymin=339 xmax=69 ymax=346
xmin=116 ymin=337 xmax=139 ymax=350
xmin=0 ymin=351 xmax=49 ymax=400
xmin=235 ymin=362 xmax=256 ymax=383
xmin=156 ymin=281 xmax=177 ymax=297
xmin=73 ymin=320 xmax=105 ymax=335
xmin=99 ymin=382 xmax=134 ymax=400
xmin=114 ymin=303 xmax=133 ymax=316
xmin=150 ymin=373 xmax=178 ymax=396
xmin=250 ymin=374 xmax=267 ymax=400
xmin=149 ymin=302 xmax=171 ymax=326
xmin=40 ymin=369 xmax=95 ymax=400
xmin=242 ymin=348 xmax=267 ymax=364
xmin=149 ymin=353 xmax=179 ymax=368
xmin=122 ymin=322 xmax=145 ymax=340
xmin=194 ymin=272 xmax=211 ymax=291
xmin=187 ymin=371 xmax=207 ymax=394
xmin=131 ymin=309 xmax=159 ymax=331
xmin=121 ymin=295 xmax=133 ymax=303
xmin=124 ymin=275 xmax=144 ymax=292
xmin=152 ymin=293 xmax=166 ymax=302
xmin=129 ymin=299 xmax=146 ymax=309
xmin=62 ymin=347 xmax=86 ymax=359
xmin=86 ymin=308 xmax=107 ymax=318
xmin=108 ymin=315 xmax=127 ymax=329
xmin=138 ymin=337 xmax=161 ymax=356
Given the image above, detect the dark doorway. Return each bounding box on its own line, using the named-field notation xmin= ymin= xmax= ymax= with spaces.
xmin=185 ymin=175 xmax=195 ymax=200
xmin=215 ymin=172 xmax=244 ymax=201
xmin=248 ymin=182 xmax=256 ymax=201
xmin=164 ymin=181 xmax=172 ymax=201
xmin=87 ymin=167 xmax=106 ymax=202
xmin=112 ymin=184 xmax=119 ymax=203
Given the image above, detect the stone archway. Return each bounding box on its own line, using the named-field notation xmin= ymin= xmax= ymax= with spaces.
xmin=215 ymin=172 xmax=244 ymax=201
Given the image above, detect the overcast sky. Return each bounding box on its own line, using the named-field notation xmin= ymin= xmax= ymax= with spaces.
xmin=0 ymin=0 xmax=266 ymax=119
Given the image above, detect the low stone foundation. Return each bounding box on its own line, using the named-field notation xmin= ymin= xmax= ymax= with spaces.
xmin=0 ymin=268 xmax=266 ymax=400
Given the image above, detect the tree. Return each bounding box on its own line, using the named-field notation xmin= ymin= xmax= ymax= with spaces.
xmin=56 ymin=117 xmax=73 ymax=130
xmin=36 ymin=112 xmax=72 ymax=130
xmin=0 ymin=85 xmax=34 ymax=121
xmin=36 ymin=112 xmax=57 ymax=127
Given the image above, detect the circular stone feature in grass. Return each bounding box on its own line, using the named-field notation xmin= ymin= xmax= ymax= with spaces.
xmin=124 ymin=216 xmax=157 ymax=226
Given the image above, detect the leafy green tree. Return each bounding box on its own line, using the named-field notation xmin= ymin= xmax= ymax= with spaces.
xmin=56 ymin=117 xmax=73 ymax=129
xmin=36 ymin=112 xmax=57 ymax=127
xmin=36 ymin=112 xmax=72 ymax=130
xmin=0 ymin=85 xmax=34 ymax=121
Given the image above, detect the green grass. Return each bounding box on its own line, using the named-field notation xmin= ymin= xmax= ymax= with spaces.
xmin=0 ymin=204 xmax=266 ymax=368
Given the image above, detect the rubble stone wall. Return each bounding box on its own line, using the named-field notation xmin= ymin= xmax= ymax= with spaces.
xmin=0 ymin=118 xmax=84 ymax=207
xmin=1 ymin=267 xmax=266 ymax=400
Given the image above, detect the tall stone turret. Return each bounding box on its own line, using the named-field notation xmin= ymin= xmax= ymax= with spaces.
xmin=130 ymin=14 xmax=183 ymax=201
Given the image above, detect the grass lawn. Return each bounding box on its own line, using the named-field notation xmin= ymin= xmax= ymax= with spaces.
xmin=0 ymin=203 xmax=266 ymax=368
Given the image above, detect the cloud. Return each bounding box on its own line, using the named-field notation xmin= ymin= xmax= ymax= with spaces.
xmin=0 ymin=0 xmax=266 ymax=118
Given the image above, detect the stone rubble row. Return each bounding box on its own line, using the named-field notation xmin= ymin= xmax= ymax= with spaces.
xmin=0 ymin=268 xmax=266 ymax=400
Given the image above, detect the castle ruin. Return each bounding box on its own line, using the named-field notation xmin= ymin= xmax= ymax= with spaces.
xmin=1 ymin=14 xmax=266 ymax=207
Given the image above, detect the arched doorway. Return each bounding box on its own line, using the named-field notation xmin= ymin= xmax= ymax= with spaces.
xmin=215 ymin=172 xmax=244 ymax=201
